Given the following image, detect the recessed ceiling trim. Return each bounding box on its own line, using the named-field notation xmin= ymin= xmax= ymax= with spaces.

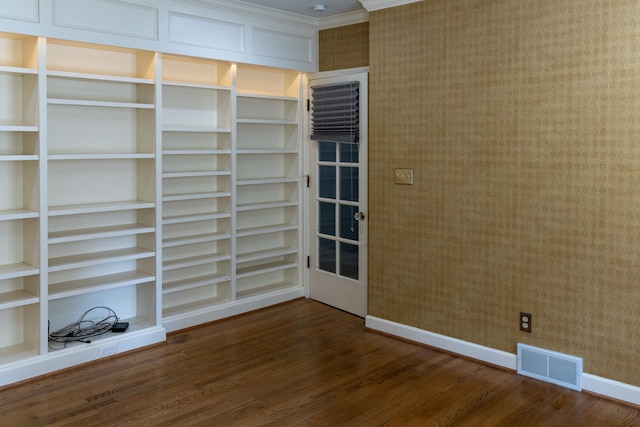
xmin=319 ymin=9 xmax=368 ymax=30
xmin=358 ymin=0 xmax=422 ymax=12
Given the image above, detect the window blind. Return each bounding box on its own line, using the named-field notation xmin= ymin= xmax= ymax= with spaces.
xmin=310 ymin=81 xmax=359 ymax=144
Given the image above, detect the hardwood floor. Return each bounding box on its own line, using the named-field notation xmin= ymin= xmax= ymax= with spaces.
xmin=2 ymin=299 xmax=639 ymax=426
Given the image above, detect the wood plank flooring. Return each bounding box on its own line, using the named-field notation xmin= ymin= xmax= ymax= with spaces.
xmin=1 ymin=298 xmax=639 ymax=426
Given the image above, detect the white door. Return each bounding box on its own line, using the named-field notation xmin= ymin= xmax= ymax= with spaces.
xmin=308 ymin=71 xmax=368 ymax=317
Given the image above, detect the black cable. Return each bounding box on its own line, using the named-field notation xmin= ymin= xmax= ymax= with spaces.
xmin=48 ymin=306 xmax=119 ymax=349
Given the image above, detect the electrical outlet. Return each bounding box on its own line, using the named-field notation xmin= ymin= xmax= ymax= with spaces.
xmin=100 ymin=343 xmax=118 ymax=357
xmin=520 ymin=312 xmax=532 ymax=333
xmin=394 ymin=168 xmax=414 ymax=185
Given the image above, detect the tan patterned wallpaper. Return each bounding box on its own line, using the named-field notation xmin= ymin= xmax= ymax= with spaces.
xmin=319 ymin=22 xmax=369 ymax=71
xmin=367 ymin=0 xmax=640 ymax=386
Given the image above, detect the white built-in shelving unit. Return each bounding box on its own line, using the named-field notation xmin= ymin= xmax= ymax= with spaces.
xmin=0 ymin=31 xmax=304 ymax=385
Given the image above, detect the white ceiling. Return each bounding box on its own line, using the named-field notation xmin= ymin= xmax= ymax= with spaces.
xmin=235 ymin=0 xmax=365 ymax=18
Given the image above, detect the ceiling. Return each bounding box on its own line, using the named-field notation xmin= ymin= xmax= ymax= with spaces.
xmin=235 ymin=0 xmax=365 ymax=18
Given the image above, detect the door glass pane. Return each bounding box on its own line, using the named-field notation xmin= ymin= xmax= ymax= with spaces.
xmin=340 ymin=142 xmax=358 ymax=163
xmin=340 ymin=166 xmax=358 ymax=202
xmin=319 ymin=165 xmax=336 ymax=199
xmin=339 ymin=242 xmax=358 ymax=280
xmin=319 ymin=141 xmax=336 ymax=162
xmin=339 ymin=204 xmax=358 ymax=241
xmin=319 ymin=202 xmax=335 ymax=236
xmin=318 ymin=238 xmax=336 ymax=273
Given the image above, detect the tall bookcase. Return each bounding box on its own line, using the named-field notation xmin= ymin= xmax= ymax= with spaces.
xmin=0 ymin=31 xmax=304 ymax=384
xmin=160 ymin=55 xmax=233 ymax=319
xmin=0 ymin=32 xmax=41 ymax=364
xmin=235 ymin=65 xmax=302 ymax=300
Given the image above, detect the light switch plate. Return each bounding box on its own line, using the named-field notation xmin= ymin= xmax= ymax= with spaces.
xmin=394 ymin=168 xmax=414 ymax=185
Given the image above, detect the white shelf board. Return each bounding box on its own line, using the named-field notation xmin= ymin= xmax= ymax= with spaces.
xmin=236 ymin=200 xmax=298 ymax=211
xmin=236 ymin=224 xmax=298 ymax=238
xmin=48 ymin=98 xmax=154 ymax=109
xmin=47 ymin=70 xmax=154 ymax=85
xmin=0 ymin=290 xmax=39 ymax=310
xmin=162 ymin=126 xmax=231 ymax=133
xmin=162 ymin=170 xmax=231 ymax=179
xmin=236 ymin=92 xmax=298 ymax=101
xmin=236 ymin=247 xmax=298 ymax=264
xmin=48 ymin=201 xmax=155 ymax=216
xmin=0 ymin=65 xmax=37 ymax=75
xmin=49 ymin=223 xmax=155 ymax=244
xmin=237 ymin=149 xmax=297 ymax=155
xmin=163 ymin=232 xmax=231 ymax=248
xmin=162 ymin=192 xmax=231 ymax=202
xmin=0 ymin=344 xmax=38 ymax=366
xmin=236 ymin=260 xmax=298 ymax=279
xmin=0 ymin=263 xmax=39 ymax=281
xmin=236 ymin=119 xmax=297 ymax=125
xmin=162 ymin=295 xmax=231 ymax=318
xmin=162 ymin=81 xmax=231 ymax=91
xmin=0 ymin=125 xmax=38 ymax=132
xmin=48 ymin=153 xmax=154 ymax=160
xmin=0 ymin=209 xmax=39 ymax=221
xmin=162 ymin=253 xmax=231 ymax=271
xmin=236 ymin=281 xmax=300 ymax=300
xmin=236 ymin=177 xmax=298 ymax=186
xmin=162 ymin=212 xmax=230 ymax=225
xmin=48 ymin=270 xmax=155 ymax=300
xmin=163 ymin=273 xmax=230 ymax=294
xmin=48 ymin=247 xmax=155 ymax=272
xmin=162 ymin=149 xmax=231 ymax=155
xmin=0 ymin=155 xmax=38 ymax=161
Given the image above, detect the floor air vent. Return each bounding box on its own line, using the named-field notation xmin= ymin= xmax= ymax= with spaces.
xmin=517 ymin=343 xmax=583 ymax=391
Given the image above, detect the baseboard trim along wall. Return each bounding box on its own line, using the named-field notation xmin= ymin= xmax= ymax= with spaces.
xmin=365 ymin=315 xmax=640 ymax=407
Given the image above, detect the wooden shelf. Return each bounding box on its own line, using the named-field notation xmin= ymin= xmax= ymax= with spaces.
xmin=162 ymin=126 xmax=231 ymax=133
xmin=162 ymin=171 xmax=230 ymax=179
xmin=236 ymin=281 xmax=299 ymax=300
xmin=48 ymin=201 xmax=155 ymax=217
xmin=236 ymin=224 xmax=297 ymax=238
xmin=0 ymin=65 xmax=37 ymax=75
xmin=236 ymin=177 xmax=298 ymax=186
xmin=48 ymin=270 xmax=155 ymax=300
xmin=236 ymin=119 xmax=297 ymax=125
xmin=162 ymin=212 xmax=230 ymax=225
xmin=0 ymin=155 xmax=38 ymax=161
xmin=0 ymin=126 xmax=38 ymax=132
xmin=47 ymin=70 xmax=153 ymax=85
xmin=0 ymin=290 xmax=39 ymax=310
xmin=163 ymin=232 xmax=230 ymax=248
xmin=49 ymin=223 xmax=155 ymax=244
xmin=163 ymin=81 xmax=230 ymax=91
xmin=0 ymin=263 xmax=39 ymax=281
xmin=48 ymin=247 xmax=155 ymax=272
xmin=162 ymin=150 xmax=231 ymax=155
xmin=236 ymin=260 xmax=298 ymax=279
xmin=236 ymin=247 xmax=298 ymax=264
xmin=163 ymin=253 xmax=231 ymax=271
xmin=236 ymin=200 xmax=298 ymax=211
xmin=162 ymin=192 xmax=231 ymax=202
xmin=0 ymin=210 xmax=39 ymax=221
xmin=48 ymin=98 xmax=155 ymax=109
xmin=163 ymin=273 xmax=230 ymax=294
xmin=48 ymin=154 xmax=154 ymax=160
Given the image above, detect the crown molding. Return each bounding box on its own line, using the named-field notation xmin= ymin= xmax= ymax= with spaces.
xmin=358 ymin=0 xmax=422 ymax=12
xmin=174 ymin=0 xmax=318 ymax=29
xmin=319 ymin=9 xmax=369 ymax=30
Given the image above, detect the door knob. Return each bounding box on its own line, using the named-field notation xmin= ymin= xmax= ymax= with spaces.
xmin=354 ymin=211 xmax=365 ymax=221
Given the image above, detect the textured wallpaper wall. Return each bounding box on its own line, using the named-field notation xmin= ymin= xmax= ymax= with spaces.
xmin=368 ymin=0 xmax=640 ymax=386
xmin=319 ymin=22 xmax=369 ymax=71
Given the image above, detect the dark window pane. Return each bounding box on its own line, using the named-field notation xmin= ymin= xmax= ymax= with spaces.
xmin=319 ymin=141 xmax=336 ymax=162
xmin=318 ymin=238 xmax=336 ymax=273
xmin=339 ymin=204 xmax=358 ymax=241
xmin=319 ymin=165 xmax=336 ymax=199
xmin=339 ymin=243 xmax=358 ymax=280
xmin=339 ymin=166 xmax=358 ymax=202
xmin=318 ymin=202 xmax=336 ymax=236
xmin=339 ymin=142 xmax=359 ymax=163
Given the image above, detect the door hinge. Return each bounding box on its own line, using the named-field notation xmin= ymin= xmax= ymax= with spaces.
xmin=306 ymin=175 xmax=310 ymax=188
xmin=307 ymin=256 xmax=310 ymax=268
xmin=307 ymin=99 xmax=310 ymax=111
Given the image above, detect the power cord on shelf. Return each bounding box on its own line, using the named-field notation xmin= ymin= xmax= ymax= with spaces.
xmin=48 ymin=306 xmax=119 ymax=350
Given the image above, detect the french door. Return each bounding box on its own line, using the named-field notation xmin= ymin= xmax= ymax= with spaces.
xmin=308 ymin=70 xmax=368 ymax=317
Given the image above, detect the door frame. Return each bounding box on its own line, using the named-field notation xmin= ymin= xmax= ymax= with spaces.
xmin=303 ymin=67 xmax=369 ymax=316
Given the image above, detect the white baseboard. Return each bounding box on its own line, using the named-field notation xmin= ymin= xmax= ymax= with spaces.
xmin=365 ymin=315 xmax=640 ymax=407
